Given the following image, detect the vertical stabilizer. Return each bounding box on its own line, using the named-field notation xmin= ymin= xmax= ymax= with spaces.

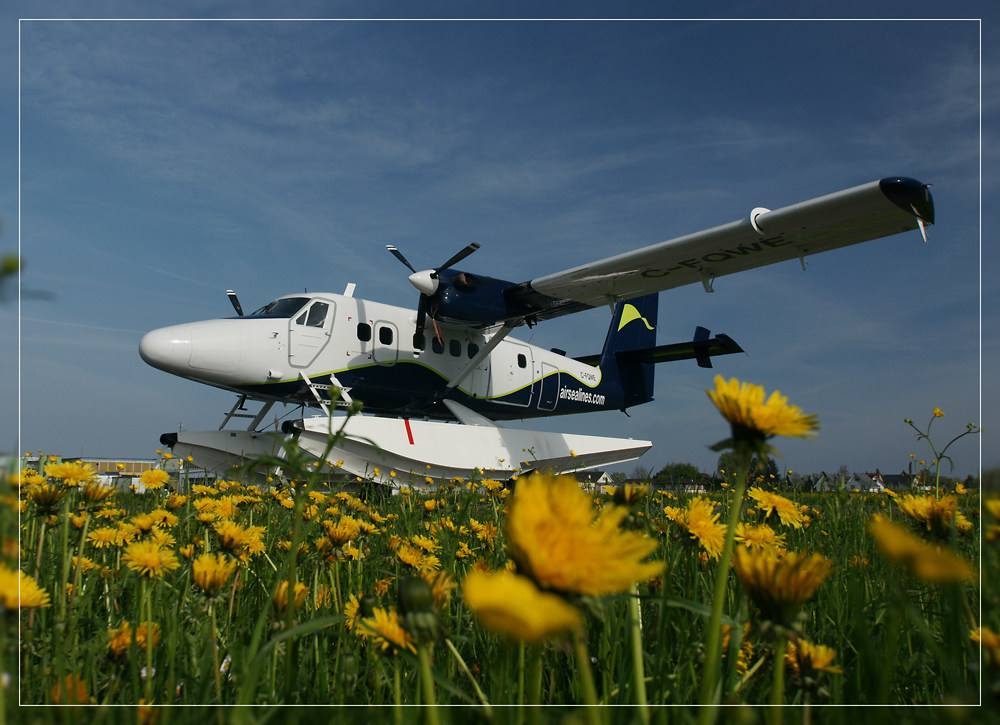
xmin=598 ymin=294 xmax=658 ymax=410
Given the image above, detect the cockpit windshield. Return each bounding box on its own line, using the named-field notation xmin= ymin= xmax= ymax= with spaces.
xmin=248 ymin=297 xmax=310 ymax=318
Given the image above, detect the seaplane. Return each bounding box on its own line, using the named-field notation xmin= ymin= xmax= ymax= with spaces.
xmin=140 ymin=177 xmax=933 ymax=486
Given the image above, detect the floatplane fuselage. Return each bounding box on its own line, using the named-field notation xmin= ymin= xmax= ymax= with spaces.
xmin=139 ymin=177 xmax=934 ymax=485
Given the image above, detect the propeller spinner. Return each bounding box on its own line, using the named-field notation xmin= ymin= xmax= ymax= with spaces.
xmin=386 ymin=243 xmax=481 ymax=337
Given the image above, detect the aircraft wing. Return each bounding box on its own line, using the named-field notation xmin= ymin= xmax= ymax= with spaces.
xmin=503 ymin=177 xmax=932 ymax=321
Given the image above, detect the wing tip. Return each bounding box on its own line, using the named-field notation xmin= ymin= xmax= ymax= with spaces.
xmin=879 ymin=176 xmax=935 ymax=226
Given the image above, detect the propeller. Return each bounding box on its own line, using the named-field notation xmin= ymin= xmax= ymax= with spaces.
xmin=385 ymin=243 xmax=481 ymax=338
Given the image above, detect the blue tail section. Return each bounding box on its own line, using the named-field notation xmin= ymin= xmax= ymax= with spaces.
xmin=598 ymin=294 xmax=658 ymax=410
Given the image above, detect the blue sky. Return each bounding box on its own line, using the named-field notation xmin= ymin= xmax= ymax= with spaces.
xmin=4 ymin=5 xmax=994 ymax=480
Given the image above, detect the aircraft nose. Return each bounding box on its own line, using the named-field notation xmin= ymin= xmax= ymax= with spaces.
xmin=139 ymin=325 xmax=193 ymax=374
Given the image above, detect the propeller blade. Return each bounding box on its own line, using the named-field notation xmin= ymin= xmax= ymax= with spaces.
xmin=415 ymin=294 xmax=428 ymax=333
xmin=439 ymin=242 xmax=481 ymax=270
xmin=386 ymin=245 xmax=416 ymax=273
xmin=227 ymin=290 xmax=244 ymax=316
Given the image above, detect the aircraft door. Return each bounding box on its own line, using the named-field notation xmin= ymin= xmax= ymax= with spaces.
xmin=373 ymin=321 xmax=398 ymax=366
xmin=538 ymin=362 xmax=559 ymax=411
xmin=288 ymin=299 xmax=335 ymax=368
xmin=490 ymin=341 xmax=534 ymax=408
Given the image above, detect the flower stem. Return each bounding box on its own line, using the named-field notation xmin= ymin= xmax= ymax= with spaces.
xmin=628 ymin=583 xmax=649 ymax=724
xmin=528 ymin=643 xmax=543 ymax=706
xmin=210 ymin=602 xmax=222 ymax=702
xmin=771 ymin=631 xmax=786 ymax=725
xmin=418 ymin=643 xmax=439 ymax=725
xmin=698 ymin=449 xmax=751 ymax=716
xmin=573 ymin=630 xmax=601 ymax=725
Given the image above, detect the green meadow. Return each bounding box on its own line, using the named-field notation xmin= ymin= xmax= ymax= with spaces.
xmin=4 ymin=407 xmax=993 ymax=725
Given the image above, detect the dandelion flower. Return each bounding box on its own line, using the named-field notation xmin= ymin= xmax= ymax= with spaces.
xmin=749 ymin=488 xmax=805 ymax=529
xmin=707 ymin=376 xmax=818 ymax=455
xmin=25 ymin=483 xmax=67 ymax=513
xmin=894 ymin=494 xmax=971 ymax=539
xmin=785 ymin=638 xmax=843 ymax=679
xmin=506 ymin=473 xmax=664 ymax=597
xmin=972 ymin=627 xmax=1000 ymax=666
xmin=463 ymin=570 xmax=583 ymax=643
xmin=139 ymin=469 xmax=170 ymax=490
xmin=107 ymin=622 xmax=161 ymax=657
xmin=81 ymin=481 xmax=116 ymax=505
xmin=670 ymin=497 xmax=727 ymax=560
xmin=122 ymin=541 xmax=180 ymax=579
xmin=735 ymin=522 xmax=787 ymax=552
xmin=273 ymin=581 xmax=309 ymax=612
xmin=360 ymin=607 xmax=417 ymax=654
xmin=734 ymin=548 xmax=833 ymax=627
xmin=868 ymin=515 xmax=975 ymax=583
xmin=0 ymin=565 xmax=51 ymax=609
xmin=51 ymin=673 xmax=90 ymax=705
xmin=192 ymin=553 xmax=238 ymax=596
xmin=44 ymin=461 xmax=96 ymax=486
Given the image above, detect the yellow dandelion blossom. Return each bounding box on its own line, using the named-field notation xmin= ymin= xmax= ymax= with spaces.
xmin=785 ymin=638 xmax=843 ymax=679
xmin=411 ymin=534 xmax=440 ymax=552
xmin=51 ymin=673 xmax=90 ymax=705
xmin=26 ymin=483 xmax=67 ymax=512
xmin=164 ymin=493 xmax=190 ymax=509
xmin=894 ymin=494 xmax=971 ymax=539
xmin=139 ymin=469 xmax=170 ymax=490
xmin=707 ymin=376 xmax=819 ymax=453
xmin=273 ymin=581 xmax=309 ymax=612
xmin=0 ymin=565 xmax=51 ymax=609
xmin=81 ymin=481 xmax=116 ymax=505
xmin=44 ymin=461 xmax=96 ymax=486
xmin=397 ymin=544 xmax=425 ymax=569
xmin=735 ymin=522 xmax=787 ymax=552
xmin=192 ymin=484 xmax=217 ymax=496
xmin=677 ymin=496 xmax=727 ymax=559
xmin=972 ymin=627 xmax=1000 ymax=666
xmin=506 ymin=473 xmax=664 ymax=597
xmin=421 ymin=570 xmax=457 ymax=610
xmin=324 ymin=517 xmax=362 ymax=546
xmin=869 ymin=515 xmax=975 ymax=583
xmin=148 ymin=509 xmax=179 ymax=528
xmin=360 ymin=607 xmax=417 ymax=654
xmin=131 ymin=513 xmax=157 ymax=533
xmin=374 ymin=577 xmax=394 ymax=597
xmin=107 ymin=621 xmax=161 ymax=657
xmin=748 ymin=488 xmax=805 ymax=529
xmin=343 ymin=593 xmax=363 ymax=631
xmin=193 ymin=553 xmax=238 ymax=596
xmin=122 ymin=541 xmax=180 ymax=579
xmin=721 ymin=623 xmax=754 ymax=677
xmin=734 ymin=548 xmax=834 ymax=627
xmin=463 ymin=570 xmax=583 ymax=643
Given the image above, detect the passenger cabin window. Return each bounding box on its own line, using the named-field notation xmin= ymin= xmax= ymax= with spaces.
xmin=517 ymin=353 xmax=527 ymax=369
xmin=449 ymin=340 xmax=461 ymax=357
xmin=432 ymin=337 xmax=444 ymax=354
xmin=468 ymin=343 xmax=480 ymax=359
xmin=378 ymin=326 xmax=393 ymax=345
xmin=357 ymin=323 xmax=372 ymax=342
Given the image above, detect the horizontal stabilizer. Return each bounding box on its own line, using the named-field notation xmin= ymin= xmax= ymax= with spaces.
xmin=575 ymin=327 xmax=743 ymax=368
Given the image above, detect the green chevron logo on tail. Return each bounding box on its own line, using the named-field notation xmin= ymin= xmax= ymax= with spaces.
xmin=618 ymin=303 xmax=655 ymax=332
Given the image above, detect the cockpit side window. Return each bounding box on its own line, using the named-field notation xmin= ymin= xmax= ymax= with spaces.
xmin=249 ymin=297 xmax=310 ymax=318
xmin=306 ymin=302 xmax=329 ymax=328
